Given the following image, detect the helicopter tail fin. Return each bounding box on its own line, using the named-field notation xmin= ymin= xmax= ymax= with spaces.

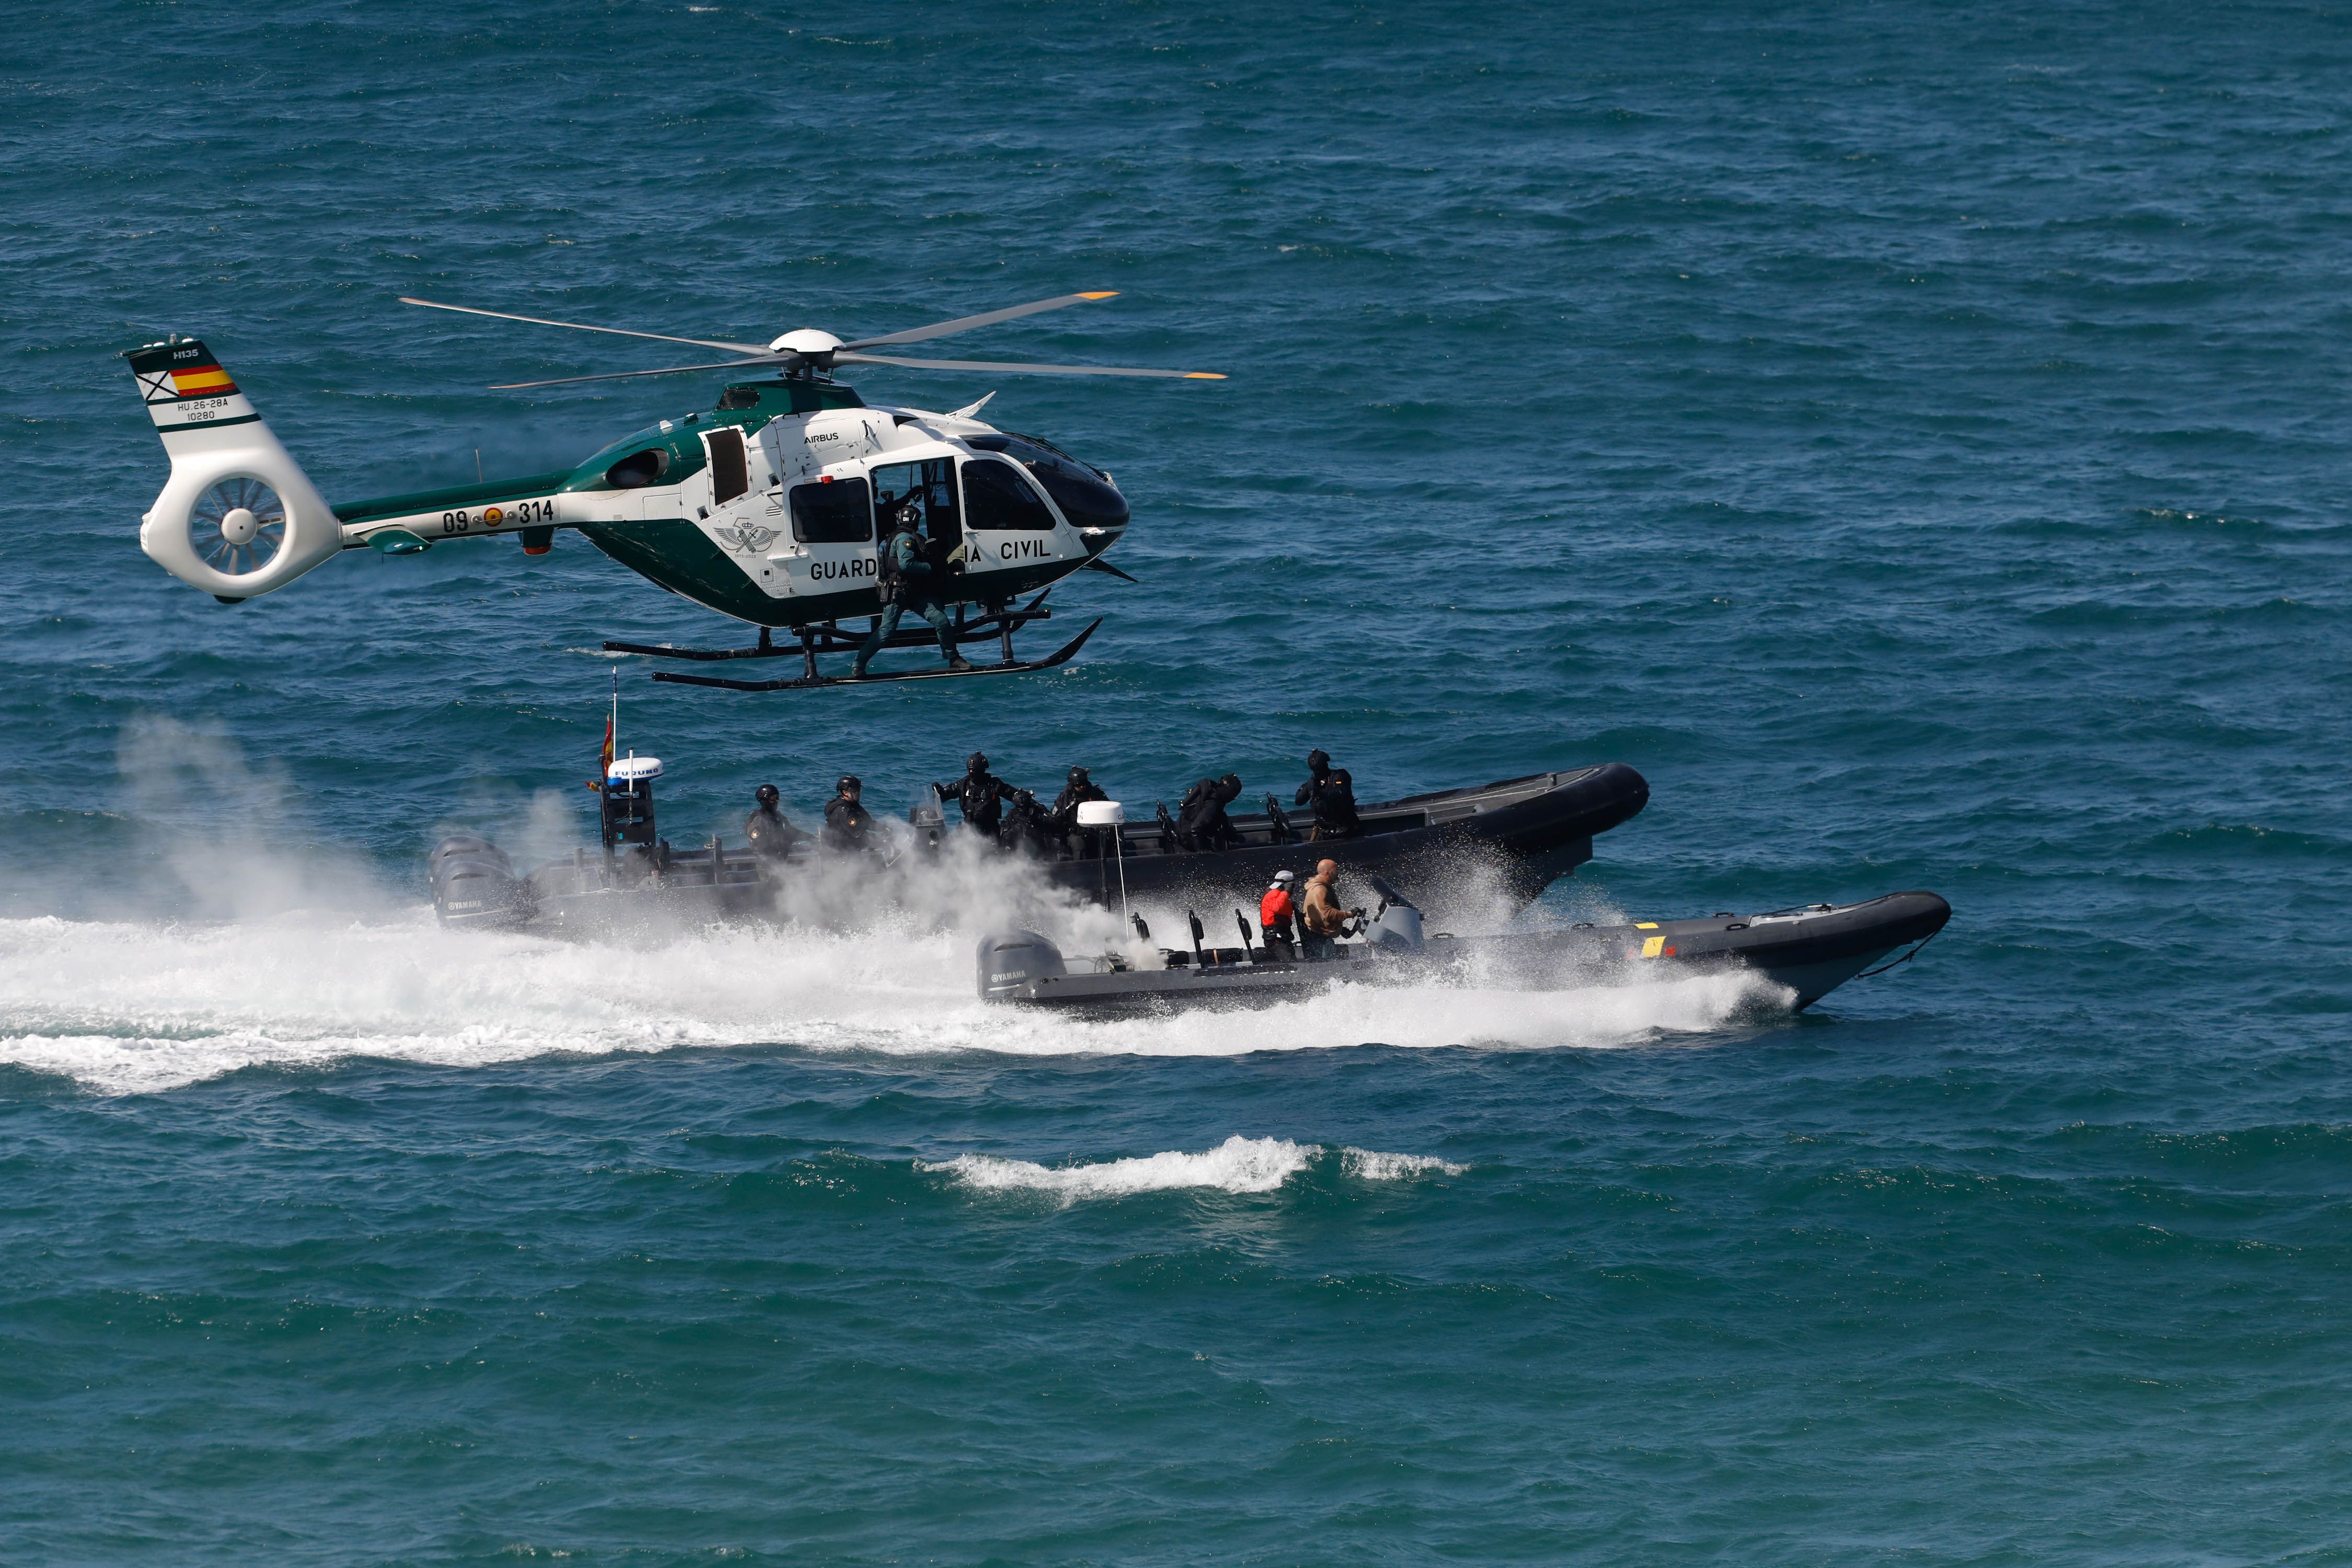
xmin=129 ymin=338 xmax=343 ymax=603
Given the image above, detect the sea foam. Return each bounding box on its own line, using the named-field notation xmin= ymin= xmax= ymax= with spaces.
xmin=919 ymin=1134 xmax=1466 ymax=1201
xmin=0 ymin=904 xmax=1789 ymax=1095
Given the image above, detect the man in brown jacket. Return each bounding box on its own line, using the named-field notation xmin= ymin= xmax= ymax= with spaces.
xmin=1299 ymin=859 xmax=1364 ymax=956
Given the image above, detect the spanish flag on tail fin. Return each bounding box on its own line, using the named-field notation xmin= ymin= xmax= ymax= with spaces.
xmin=128 ymin=339 xmax=257 ymax=440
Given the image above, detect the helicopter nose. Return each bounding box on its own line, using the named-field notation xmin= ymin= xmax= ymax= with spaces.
xmin=1045 ymin=471 xmax=1127 ymax=532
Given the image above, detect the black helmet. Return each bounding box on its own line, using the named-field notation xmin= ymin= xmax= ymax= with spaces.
xmin=837 ymin=774 xmax=862 ymax=794
xmin=755 ymin=783 xmax=779 ymax=807
xmin=894 ymin=502 xmax=921 ymax=530
xmin=967 ymin=751 xmax=989 ymax=772
xmin=1307 ymin=748 xmax=1331 ymax=770
xmin=1067 ymin=765 xmax=1090 ymax=784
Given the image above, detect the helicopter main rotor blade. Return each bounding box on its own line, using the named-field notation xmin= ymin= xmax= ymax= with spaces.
xmin=402 ymin=297 xmax=773 ymax=357
xmin=489 ymin=355 xmax=798 ymax=390
xmin=835 ymin=351 xmax=1225 ymax=379
xmin=839 ymin=292 xmax=1123 ymax=351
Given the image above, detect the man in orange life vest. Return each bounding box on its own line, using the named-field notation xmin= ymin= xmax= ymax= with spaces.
xmin=1259 ymin=869 xmax=1299 ymax=957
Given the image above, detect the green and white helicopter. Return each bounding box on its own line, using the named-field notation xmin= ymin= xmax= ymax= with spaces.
xmin=128 ymin=292 xmax=1222 ymax=689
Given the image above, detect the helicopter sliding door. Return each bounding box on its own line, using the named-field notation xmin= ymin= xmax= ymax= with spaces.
xmin=778 ymin=477 xmax=877 ymax=604
xmin=691 ymin=423 xmax=800 ymax=574
xmin=870 ymin=459 xmax=960 ymax=577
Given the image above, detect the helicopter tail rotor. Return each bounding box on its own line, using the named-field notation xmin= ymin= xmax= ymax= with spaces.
xmin=127 ymin=339 xmax=342 ymax=603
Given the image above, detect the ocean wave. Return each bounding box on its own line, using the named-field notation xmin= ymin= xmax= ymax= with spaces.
xmin=921 ymin=1135 xmax=1318 ymax=1198
xmin=1341 ymin=1146 xmax=1469 ymax=1180
xmin=919 ymin=1135 xmax=1466 ymax=1202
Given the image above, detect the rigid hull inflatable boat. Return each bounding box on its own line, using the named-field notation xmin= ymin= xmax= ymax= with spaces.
xmin=977 ymin=887 xmax=1952 ymax=1014
xmin=430 ymin=761 xmax=1650 ymax=931
xmin=1034 ymin=763 xmax=1647 ymax=909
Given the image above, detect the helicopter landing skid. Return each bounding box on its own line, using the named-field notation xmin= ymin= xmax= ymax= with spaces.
xmin=605 ymin=591 xmax=1057 ymax=681
xmin=650 ymin=617 xmax=1102 ymax=693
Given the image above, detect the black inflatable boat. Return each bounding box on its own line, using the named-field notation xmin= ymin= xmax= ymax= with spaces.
xmin=977 ymin=885 xmax=1951 ymax=1014
xmin=1035 ymin=762 xmax=1647 ymax=909
xmin=430 ymin=759 xmax=1649 ymax=931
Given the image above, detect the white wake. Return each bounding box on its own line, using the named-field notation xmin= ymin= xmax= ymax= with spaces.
xmin=0 ymin=905 xmax=1789 ymax=1094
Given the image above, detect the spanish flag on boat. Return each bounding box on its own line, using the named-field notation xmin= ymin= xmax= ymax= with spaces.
xmin=590 ymin=668 xmax=616 ymax=789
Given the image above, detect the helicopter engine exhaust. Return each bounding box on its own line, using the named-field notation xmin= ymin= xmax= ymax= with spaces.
xmin=128 ymin=339 xmax=343 ymax=604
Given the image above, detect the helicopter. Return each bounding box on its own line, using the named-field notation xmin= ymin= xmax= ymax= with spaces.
xmin=126 ymin=291 xmax=1223 ymax=688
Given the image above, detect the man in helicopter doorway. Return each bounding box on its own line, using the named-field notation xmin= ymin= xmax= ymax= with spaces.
xmin=743 ymin=783 xmax=810 ymax=858
xmin=1294 ymin=749 xmax=1363 ymax=840
xmin=822 ymin=775 xmax=877 ymax=854
xmin=854 ymin=500 xmax=974 ymax=678
xmin=935 ymin=752 xmax=1018 ymax=843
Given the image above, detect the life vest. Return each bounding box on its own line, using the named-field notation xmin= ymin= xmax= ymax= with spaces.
xmin=1260 ymin=887 xmax=1295 ymax=929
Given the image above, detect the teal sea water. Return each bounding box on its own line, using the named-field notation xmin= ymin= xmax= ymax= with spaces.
xmin=7 ymin=1 xmax=2352 ymax=1560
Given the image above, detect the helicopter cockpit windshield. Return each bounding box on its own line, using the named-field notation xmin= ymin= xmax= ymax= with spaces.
xmin=963 ymin=434 xmax=1129 ymax=530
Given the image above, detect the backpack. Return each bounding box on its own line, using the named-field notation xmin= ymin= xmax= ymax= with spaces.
xmin=875 ymin=532 xmax=903 ymax=606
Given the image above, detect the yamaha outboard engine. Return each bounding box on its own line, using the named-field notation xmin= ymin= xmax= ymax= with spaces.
xmin=429 ymin=835 xmax=528 ymax=928
xmin=1362 ymin=876 xmax=1425 ymax=954
xmin=977 ymin=930 xmax=1067 ymax=1001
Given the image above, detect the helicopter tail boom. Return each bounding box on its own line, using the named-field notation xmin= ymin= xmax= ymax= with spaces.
xmin=129 ymin=338 xmax=343 ymax=603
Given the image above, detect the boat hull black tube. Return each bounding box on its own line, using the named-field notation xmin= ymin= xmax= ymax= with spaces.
xmin=977 ymin=891 xmax=1952 ymax=1014
xmin=1038 ymin=763 xmax=1649 ymax=912
xmin=428 ymin=837 xmax=787 ymax=933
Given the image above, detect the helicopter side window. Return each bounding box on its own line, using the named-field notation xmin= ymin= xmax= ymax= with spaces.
xmin=960 ymin=456 xmax=1056 ymax=531
xmin=605 ymin=448 xmax=669 ymax=489
xmin=788 ymin=478 xmax=873 ymax=544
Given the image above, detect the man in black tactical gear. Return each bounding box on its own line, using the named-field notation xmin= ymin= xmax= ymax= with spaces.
xmin=999 ymin=788 xmax=1051 ymax=856
xmin=855 ymin=502 xmax=972 ymax=678
xmin=935 ymin=751 xmax=1017 ymax=842
xmin=743 ymin=783 xmax=810 ymax=859
xmin=1048 ymin=765 xmax=1110 ymax=856
xmin=1295 ymin=749 xmax=1333 ymax=804
xmin=822 ymin=774 xmax=877 ymax=853
xmin=1176 ymin=772 xmax=1244 ymax=851
xmin=1294 ymin=748 xmax=1362 ymax=840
